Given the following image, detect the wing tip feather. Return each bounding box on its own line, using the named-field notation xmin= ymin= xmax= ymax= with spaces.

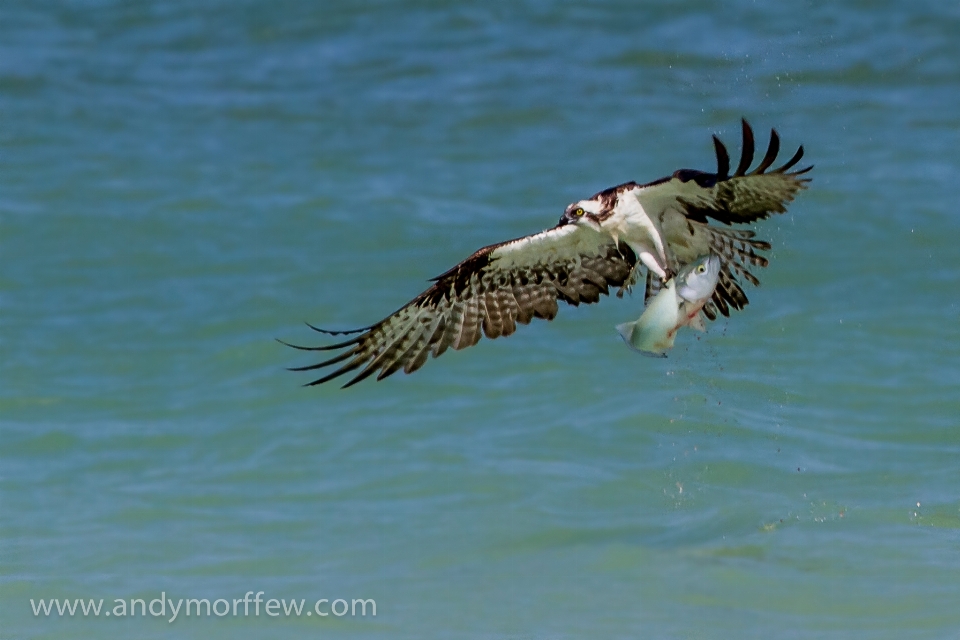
xmin=305 ymin=321 xmax=371 ymax=336
xmin=734 ymin=119 xmax=755 ymax=177
xmin=774 ymin=144 xmax=805 ymax=173
xmin=713 ymin=135 xmax=731 ymax=178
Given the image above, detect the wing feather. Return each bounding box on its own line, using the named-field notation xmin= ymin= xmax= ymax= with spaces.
xmin=376 ymin=319 xmax=429 ymax=382
xmin=482 ymin=291 xmax=504 ymax=339
xmin=733 ymin=119 xmax=755 ymax=177
xmin=495 ymin=290 xmax=519 ymax=336
xmin=750 ymin=129 xmax=780 ymax=175
xmin=286 ymin=225 xmax=637 ymax=386
xmin=713 ymin=135 xmax=730 ymax=179
xmin=287 ymin=346 xmax=359 ymax=372
xmin=455 ymin=296 xmax=482 ymax=350
xmin=340 ymin=310 xmax=422 ymax=387
xmin=512 ymin=283 xmax=536 ymax=324
xmin=403 ymin=314 xmax=444 ymax=375
xmin=432 ymin=309 xmax=458 ymax=358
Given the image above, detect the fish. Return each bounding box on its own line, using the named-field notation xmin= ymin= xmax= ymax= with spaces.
xmin=615 ymin=254 xmax=721 ymax=358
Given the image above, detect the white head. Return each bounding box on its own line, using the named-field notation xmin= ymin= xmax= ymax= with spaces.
xmin=558 ymin=198 xmax=605 ymax=231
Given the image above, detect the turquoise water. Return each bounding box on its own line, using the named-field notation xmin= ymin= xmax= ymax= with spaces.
xmin=2 ymin=1 xmax=959 ymax=638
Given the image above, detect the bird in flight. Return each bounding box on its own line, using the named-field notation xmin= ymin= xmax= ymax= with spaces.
xmin=284 ymin=119 xmax=811 ymax=387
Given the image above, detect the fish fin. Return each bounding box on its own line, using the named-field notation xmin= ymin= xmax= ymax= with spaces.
xmin=616 ymin=321 xmax=669 ymax=358
xmin=615 ymin=321 xmax=635 ymax=345
xmin=689 ymin=312 xmax=707 ymax=332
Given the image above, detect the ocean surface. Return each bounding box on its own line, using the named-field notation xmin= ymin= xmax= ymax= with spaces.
xmin=2 ymin=1 xmax=959 ymax=638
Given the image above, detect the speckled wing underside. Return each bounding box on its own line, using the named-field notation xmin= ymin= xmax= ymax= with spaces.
xmin=284 ymin=228 xmax=637 ymax=387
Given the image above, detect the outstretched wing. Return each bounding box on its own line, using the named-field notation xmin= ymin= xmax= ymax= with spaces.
xmin=633 ymin=118 xmax=812 ymax=225
xmin=284 ymin=225 xmax=637 ymax=388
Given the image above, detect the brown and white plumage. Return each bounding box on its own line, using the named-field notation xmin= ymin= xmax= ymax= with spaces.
xmin=285 ymin=226 xmax=638 ymax=387
xmin=285 ymin=120 xmax=811 ymax=387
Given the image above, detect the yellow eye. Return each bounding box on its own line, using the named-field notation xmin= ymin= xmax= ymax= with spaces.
xmin=575 ymin=208 xmax=584 ymax=216
xmin=697 ymin=265 xmax=706 ymax=273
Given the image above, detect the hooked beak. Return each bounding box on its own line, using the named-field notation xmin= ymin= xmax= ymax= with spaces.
xmin=559 ymin=203 xmax=586 ymax=227
xmin=558 ymin=206 xmax=602 ymax=230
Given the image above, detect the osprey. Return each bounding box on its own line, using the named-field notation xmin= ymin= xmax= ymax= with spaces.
xmin=285 ymin=120 xmax=811 ymax=387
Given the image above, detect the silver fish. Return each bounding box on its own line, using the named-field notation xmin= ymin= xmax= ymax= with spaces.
xmin=616 ymin=255 xmax=721 ymax=357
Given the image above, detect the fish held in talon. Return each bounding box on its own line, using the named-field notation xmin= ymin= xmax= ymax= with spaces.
xmin=616 ymin=255 xmax=721 ymax=358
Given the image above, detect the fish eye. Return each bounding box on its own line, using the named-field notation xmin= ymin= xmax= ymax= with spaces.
xmin=697 ymin=265 xmax=706 ymax=273
xmin=575 ymin=208 xmax=584 ymax=216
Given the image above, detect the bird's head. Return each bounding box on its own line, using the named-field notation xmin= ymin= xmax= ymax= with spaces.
xmin=559 ymin=198 xmax=604 ymax=230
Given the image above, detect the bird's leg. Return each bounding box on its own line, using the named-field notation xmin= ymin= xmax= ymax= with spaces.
xmin=618 ymin=251 xmax=665 ymax=298
xmin=638 ymin=250 xmax=672 ymax=282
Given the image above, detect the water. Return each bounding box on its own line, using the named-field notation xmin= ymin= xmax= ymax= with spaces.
xmin=2 ymin=1 xmax=959 ymax=638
